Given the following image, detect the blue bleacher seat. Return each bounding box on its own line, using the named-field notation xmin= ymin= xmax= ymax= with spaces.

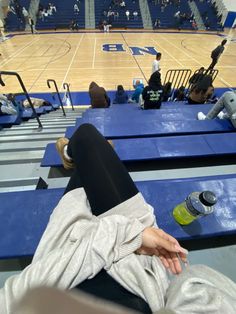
xmin=1 ymin=175 xmax=236 ymax=258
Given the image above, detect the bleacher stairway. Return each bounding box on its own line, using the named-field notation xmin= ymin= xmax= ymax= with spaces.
xmin=0 ymin=107 xmax=86 ymax=192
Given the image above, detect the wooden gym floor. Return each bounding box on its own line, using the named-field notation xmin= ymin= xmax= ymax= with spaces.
xmin=0 ymin=29 xmax=236 ymax=95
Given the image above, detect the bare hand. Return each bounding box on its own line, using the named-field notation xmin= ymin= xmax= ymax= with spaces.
xmin=136 ymin=227 xmax=188 ymax=274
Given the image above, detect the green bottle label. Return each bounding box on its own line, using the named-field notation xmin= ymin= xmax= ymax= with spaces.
xmin=173 ymin=203 xmax=196 ymax=225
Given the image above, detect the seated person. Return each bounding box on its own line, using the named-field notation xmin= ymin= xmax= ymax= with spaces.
xmin=188 ymin=75 xmax=214 ymax=104
xmin=23 ymin=97 xmax=52 ymax=108
xmin=197 ymin=91 xmax=236 ymax=128
xmin=189 ymin=67 xmax=205 ymax=86
xmin=89 ymin=82 xmax=110 ymax=108
xmin=113 ymin=85 xmax=128 ymax=104
xmin=128 ymin=79 xmax=144 ymax=103
xmin=173 ymin=86 xmax=185 ymax=101
xmin=1 ymin=124 xmax=236 ymax=314
xmin=0 ymin=94 xmax=17 ymax=115
xmin=141 ymin=71 xmax=163 ymax=109
xmin=162 ymin=82 xmax=172 ymax=102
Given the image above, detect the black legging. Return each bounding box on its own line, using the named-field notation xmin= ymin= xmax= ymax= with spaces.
xmin=64 ymin=123 xmax=152 ymax=313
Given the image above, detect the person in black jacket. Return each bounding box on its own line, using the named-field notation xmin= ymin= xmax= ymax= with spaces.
xmin=208 ymin=39 xmax=227 ymax=70
xmin=141 ymin=71 xmax=163 ymax=109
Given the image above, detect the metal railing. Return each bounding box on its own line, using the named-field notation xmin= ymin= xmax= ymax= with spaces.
xmin=0 ymin=71 xmax=42 ymax=128
xmin=47 ymin=79 xmax=66 ymax=116
xmin=163 ymin=69 xmax=192 ymax=100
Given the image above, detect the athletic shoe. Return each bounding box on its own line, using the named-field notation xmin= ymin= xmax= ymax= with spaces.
xmin=56 ymin=138 xmax=74 ymax=170
xmin=197 ymin=112 xmax=206 ymax=120
xmin=232 ymin=113 xmax=236 ymax=120
xmin=217 ymin=111 xmax=225 ymax=119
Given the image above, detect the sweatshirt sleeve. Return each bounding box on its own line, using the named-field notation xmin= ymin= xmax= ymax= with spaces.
xmin=0 ymin=214 xmax=145 ymax=314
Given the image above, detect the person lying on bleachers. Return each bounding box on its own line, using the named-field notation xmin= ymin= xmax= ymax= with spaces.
xmin=113 ymin=85 xmax=129 ymax=104
xmin=23 ymin=97 xmax=52 ymax=108
xmin=197 ymin=91 xmax=236 ymax=127
xmin=141 ymin=71 xmax=163 ymax=109
xmin=89 ymin=82 xmax=110 ymax=108
xmin=187 ymin=75 xmax=214 ymax=104
xmin=128 ymin=79 xmax=144 ymax=103
xmin=0 ymin=94 xmax=17 ymax=115
xmin=1 ymin=123 xmax=236 ymax=314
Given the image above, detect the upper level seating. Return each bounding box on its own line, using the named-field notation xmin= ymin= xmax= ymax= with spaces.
xmin=36 ymin=0 xmax=85 ymax=30
xmin=194 ymin=0 xmax=220 ymax=31
xmin=95 ymin=0 xmax=143 ymax=29
xmin=5 ymin=0 xmax=30 ymax=31
xmin=147 ymin=0 xmax=193 ymax=30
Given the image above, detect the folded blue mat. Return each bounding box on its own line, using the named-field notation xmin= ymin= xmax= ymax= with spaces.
xmin=0 ymin=175 xmax=235 ymax=258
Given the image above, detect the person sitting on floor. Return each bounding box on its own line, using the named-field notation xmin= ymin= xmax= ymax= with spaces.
xmin=113 ymin=85 xmax=129 ymax=104
xmin=162 ymin=82 xmax=172 ymax=102
xmin=173 ymin=85 xmax=185 ymax=101
xmin=188 ymin=75 xmax=214 ymax=104
xmin=1 ymin=123 xmax=236 ymax=314
xmin=197 ymin=91 xmax=236 ymax=128
xmin=0 ymin=94 xmax=17 ymax=115
xmin=141 ymin=71 xmax=163 ymax=109
xmin=128 ymin=79 xmax=144 ymax=103
xmin=89 ymin=82 xmax=110 ymax=108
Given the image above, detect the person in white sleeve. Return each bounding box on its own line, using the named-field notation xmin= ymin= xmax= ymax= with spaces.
xmin=152 ymin=52 xmax=162 ymax=74
xmin=1 ymin=124 xmax=236 ymax=314
xmin=198 ymin=91 xmax=236 ymax=127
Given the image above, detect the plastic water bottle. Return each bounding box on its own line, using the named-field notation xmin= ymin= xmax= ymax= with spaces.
xmin=173 ymin=191 xmax=217 ymax=225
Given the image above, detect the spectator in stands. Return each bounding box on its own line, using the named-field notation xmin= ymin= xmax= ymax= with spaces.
xmin=22 ymin=7 xmax=29 ymax=23
xmin=154 ymin=18 xmax=161 ymax=29
xmin=114 ymin=11 xmax=119 ymax=20
xmin=28 ymin=17 xmax=35 ymax=34
xmin=74 ymin=3 xmax=80 ymax=14
xmin=0 ymin=94 xmax=17 ymax=115
xmin=70 ymin=20 xmax=79 ymax=31
xmin=188 ymin=75 xmax=214 ymax=104
xmin=89 ymin=82 xmax=110 ymax=108
xmin=120 ymin=0 xmax=126 ymax=8
xmin=189 ymin=67 xmax=205 ymax=86
xmin=197 ymin=91 xmax=236 ymax=127
xmin=208 ymin=39 xmax=227 ymax=70
xmin=128 ymin=79 xmax=144 ymax=103
xmin=152 ymin=52 xmax=162 ymax=74
xmin=133 ymin=11 xmax=138 ymax=20
xmin=141 ymin=71 xmax=163 ymax=109
xmin=2 ymin=123 xmax=236 ymax=314
xmin=113 ymin=85 xmax=129 ymax=104
xmin=173 ymin=86 xmax=185 ymax=101
xmin=125 ymin=10 xmax=130 ymax=20
xmin=162 ymin=82 xmax=172 ymax=101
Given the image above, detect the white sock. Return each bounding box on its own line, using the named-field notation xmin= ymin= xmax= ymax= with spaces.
xmin=63 ymin=145 xmax=72 ymax=161
xmin=197 ymin=112 xmax=206 ymax=120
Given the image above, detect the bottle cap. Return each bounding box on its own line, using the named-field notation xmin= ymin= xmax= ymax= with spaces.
xmin=199 ymin=191 xmax=217 ymax=206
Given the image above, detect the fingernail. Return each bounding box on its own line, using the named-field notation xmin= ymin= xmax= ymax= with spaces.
xmin=175 ymin=245 xmax=189 ymax=255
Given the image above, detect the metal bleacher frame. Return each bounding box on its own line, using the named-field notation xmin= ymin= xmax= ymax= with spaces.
xmin=163 ymin=68 xmax=219 ymax=100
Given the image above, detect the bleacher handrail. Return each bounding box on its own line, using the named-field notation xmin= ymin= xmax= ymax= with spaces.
xmin=47 ymin=79 xmax=66 ymax=116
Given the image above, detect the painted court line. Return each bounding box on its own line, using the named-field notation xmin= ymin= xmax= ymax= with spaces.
xmin=60 ymin=34 xmax=85 ymax=90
